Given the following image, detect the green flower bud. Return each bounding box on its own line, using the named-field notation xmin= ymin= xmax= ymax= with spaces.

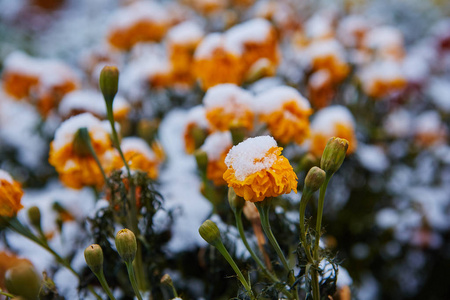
xmin=320 ymin=137 xmax=349 ymax=175
xmin=84 ymin=244 xmax=104 ymax=274
xmin=72 ymin=128 xmax=92 ymax=157
xmin=27 ymin=206 xmax=41 ymax=229
xmin=99 ymin=66 xmax=119 ymax=107
xmin=304 ymin=166 xmax=326 ymax=193
xmin=228 ymin=188 xmax=245 ymax=214
xmin=194 ymin=150 xmax=208 ymax=174
xmin=190 ymin=125 xmax=208 ymax=150
xmin=160 ymin=274 xmax=173 ymax=286
xmin=5 ymin=262 xmax=41 ymax=300
xmin=299 ymin=153 xmax=318 ymax=172
xmin=115 ymin=229 xmax=137 ymax=263
xmin=198 ymin=220 xmax=221 ymax=246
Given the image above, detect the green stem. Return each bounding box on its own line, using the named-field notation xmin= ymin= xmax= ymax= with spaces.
xmin=311 ymin=175 xmax=331 ymax=300
xmin=299 ymin=192 xmax=314 ymax=264
xmin=0 ymin=289 xmax=15 ymax=298
xmin=96 ymin=271 xmax=117 ymax=300
xmin=214 ymin=241 xmax=256 ymax=300
xmin=6 ymin=218 xmax=79 ymax=278
xmin=255 ymin=201 xmax=290 ymax=272
xmin=235 ymin=209 xmax=279 ymax=283
xmin=171 ymin=285 xmax=179 ymax=298
xmin=125 ymin=262 xmax=143 ymax=300
xmin=87 ymin=285 xmax=103 ymax=300
xmin=107 ymin=105 xmax=130 ymax=178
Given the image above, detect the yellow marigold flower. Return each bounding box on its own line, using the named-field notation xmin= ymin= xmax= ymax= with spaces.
xmin=0 ymin=170 xmax=24 ymax=218
xmin=58 ymin=90 xmax=130 ymax=121
xmin=188 ymin=0 xmax=227 ymax=15
xmin=307 ymin=39 xmax=350 ymax=83
xmin=183 ymin=106 xmax=210 ymax=154
xmin=360 ymin=61 xmax=406 ymax=98
xmin=225 ymin=19 xmax=280 ymax=78
xmin=1 ymin=52 xmax=79 ymax=116
xmin=167 ymin=21 xmax=204 ymax=87
xmin=256 ymin=86 xmax=312 ymax=145
xmin=107 ymin=2 xmax=171 ymax=50
xmin=193 ymin=33 xmax=244 ymax=90
xmin=201 ymin=131 xmax=232 ymax=186
xmin=121 ymin=137 xmax=162 ymax=180
xmin=204 ymin=84 xmax=255 ymax=132
xmin=49 ymin=113 xmax=118 ymax=189
xmin=309 ymin=106 xmax=357 ymax=157
xmin=223 ymin=136 xmax=298 ymax=202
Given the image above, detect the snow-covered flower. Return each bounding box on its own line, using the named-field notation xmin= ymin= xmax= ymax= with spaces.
xmin=223 ymin=136 xmax=297 ymax=202
xmin=121 ymin=137 xmax=164 ymax=180
xmin=256 ymin=86 xmax=312 ymax=145
xmin=183 ymin=106 xmax=210 ymax=154
xmin=48 ymin=113 xmax=119 ymax=189
xmin=203 ymin=84 xmax=255 ymax=131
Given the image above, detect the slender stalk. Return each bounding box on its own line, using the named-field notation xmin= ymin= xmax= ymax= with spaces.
xmin=79 ymin=128 xmax=108 ymax=185
xmin=299 ymin=192 xmax=314 ymax=263
xmin=171 ymin=285 xmax=179 ymax=298
xmin=214 ymin=241 xmax=256 ymax=300
xmin=235 ymin=210 xmax=279 ymax=283
xmin=311 ymin=175 xmax=331 ymax=300
xmin=255 ymin=201 xmax=290 ymax=272
xmin=87 ymin=285 xmax=103 ymax=300
xmin=106 ymin=106 xmax=130 ymax=177
xmin=96 ymin=271 xmax=117 ymax=300
xmin=125 ymin=262 xmax=143 ymax=300
xmin=0 ymin=289 xmax=15 ymax=298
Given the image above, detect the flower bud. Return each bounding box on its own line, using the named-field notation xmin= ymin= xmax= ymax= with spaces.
xmin=320 ymin=137 xmax=349 ymax=175
xmin=190 ymin=125 xmax=208 ymax=151
xmin=73 ymin=128 xmax=92 ymax=157
xmin=198 ymin=220 xmax=221 ymax=246
xmin=229 ymin=123 xmax=245 ymax=145
xmin=27 ymin=206 xmax=41 ymax=229
xmin=304 ymin=166 xmax=326 ymax=193
xmin=115 ymin=229 xmax=137 ymax=263
xmin=194 ymin=150 xmax=208 ymax=174
xmin=5 ymin=262 xmax=41 ymax=300
xmin=228 ymin=188 xmax=245 ymax=214
xmin=299 ymin=153 xmax=318 ymax=172
xmin=160 ymin=274 xmax=173 ymax=286
xmin=84 ymin=244 xmax=104 ymax=274
xmin=99 ymin=66 xmax=119 ymax=106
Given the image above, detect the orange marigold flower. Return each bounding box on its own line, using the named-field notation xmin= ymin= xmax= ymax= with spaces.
xmin=107 ymin=2 xmax=171 ymax=50
xmin=256 ymin=86 xmax=312 ymax=145
xmin=183 ymin=106 xmax=210 ymax=154
xmin=360 ymin=61 xmax=406 ymax=98
xmin=121 ymin=137 xmax=163 ymax=180
xmin=225 ymin=19 xmax=280 ymax=79
xmin=204 ymin=84 xmax=255 ymax=131
xmin=223 ymin=136 xmax=298 ymax=202
xmin=362 ymin=26 xmax=405 ymax=61
xmin=1 ymin=52 xmax=79 ymax=116
xmin=0 ymin=170 xmax=24 ymax=218
xmin=167 ymin=21 xmax=204 ymax=87
xmin=413 ymin=111 xmax=448 ymax=148
xmin=307 ymin=39 xmax=350 ymax=83
xmin=194 ymin=33 xmax=244 ymax=90
xmin=201 ymin=131 xmax=232 ymax=186
xmin=49 ymin=113 xmax=118 ymax=189
xmin=309 ymin=106 xmax=357 ymax=157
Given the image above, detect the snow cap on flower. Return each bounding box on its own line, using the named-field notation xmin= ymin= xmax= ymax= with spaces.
xmin=309 ymin=106 xmax=357 ymax=157
xmin=0 ymin=170 xmax=24 ymax=218
xmin=256 ymin=86 xmax=312 ymax=145
xmin=167 ymin=21 xmax=204 ymax=47
xmin=223 ymin=136 xmax=298 ymax=202
xmin=184 ymin=106 xmax=210 ymax=154
xmin=203 ymin=84 xmax=255 ymax=131
xmin=359 ymin=60 xmax=406 ymax=98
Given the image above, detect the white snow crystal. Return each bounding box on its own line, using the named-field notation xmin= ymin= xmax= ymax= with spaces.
xmin=200 ymin=131 xmax=232 ymax=161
